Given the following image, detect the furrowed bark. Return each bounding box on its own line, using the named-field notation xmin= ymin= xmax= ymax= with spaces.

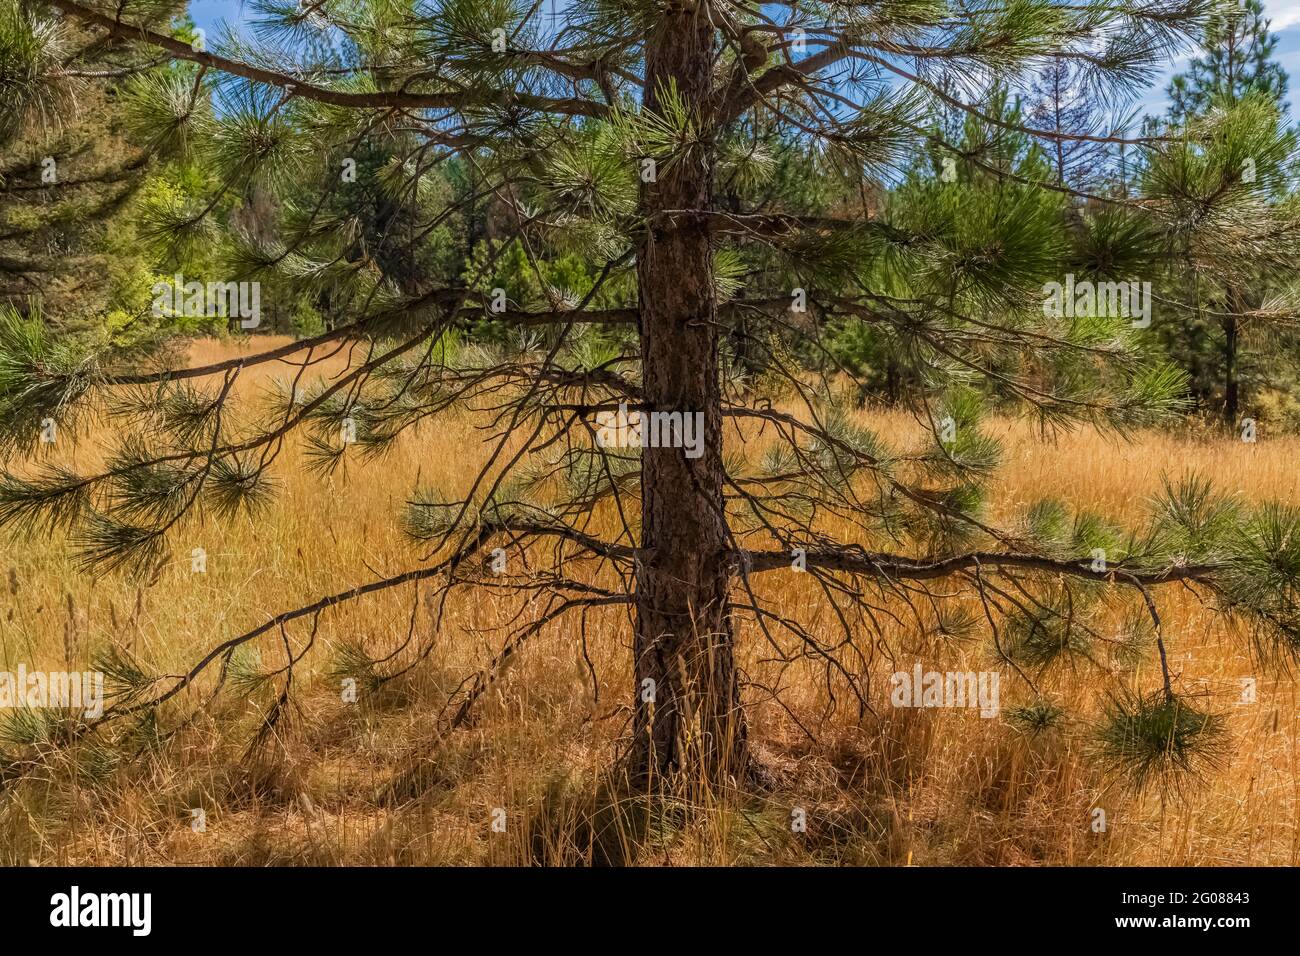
xmin=630 ymin=7 xmax=748 ymax=788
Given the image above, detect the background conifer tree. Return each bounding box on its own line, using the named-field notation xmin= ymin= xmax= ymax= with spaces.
xmin=0 ymin=1 xmax=155 ymax=319
xmin=1162 ymin=0 xmax=1294 ymax=426
xmin=1168 ymin=0 xmax=1288 ymax=125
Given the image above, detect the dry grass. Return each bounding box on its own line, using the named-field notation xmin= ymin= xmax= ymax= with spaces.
xmin=1 ymin=336 xmax=1297 ymax=866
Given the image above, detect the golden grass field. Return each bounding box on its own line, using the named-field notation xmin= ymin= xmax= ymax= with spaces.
xmin=2 ymin=336 xmax=1298 ymax=866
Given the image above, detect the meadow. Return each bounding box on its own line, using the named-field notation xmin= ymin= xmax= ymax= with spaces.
xmin=1 ymin=337 xmax=1297 ymax=866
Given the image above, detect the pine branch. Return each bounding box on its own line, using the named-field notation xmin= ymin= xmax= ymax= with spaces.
xmin=46 ymin=0 xmax=611 ymax=119
xmin=739 ymin=545 xmax=1221 ymax=584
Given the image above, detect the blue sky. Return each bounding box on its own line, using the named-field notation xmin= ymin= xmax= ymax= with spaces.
xmin=188 ymin=0 xmax=1300 ymax=117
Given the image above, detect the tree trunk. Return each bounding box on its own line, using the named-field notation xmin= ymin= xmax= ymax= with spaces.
xmin=630 ymin=9 xmax=748 ymax=789
xmin=1222 ymin=298 xmax=1240 ymax=427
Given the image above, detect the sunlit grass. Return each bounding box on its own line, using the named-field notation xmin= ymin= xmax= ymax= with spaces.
xmin=1 ymin=337 xmax=1297 ymax=866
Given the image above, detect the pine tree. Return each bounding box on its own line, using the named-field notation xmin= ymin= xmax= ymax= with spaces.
xmin=1168 ymin=0 xmax=1288 ymax=125
xmin=1026 ymin=58 xmax=1108 ymax=189
xmin=1163 ymin=0 xmax=1293 ymax=425
xmin=3 ymin=0 xmax=1300 ymax=801
xmin=0 ymin=2 xmax=154 ymax=319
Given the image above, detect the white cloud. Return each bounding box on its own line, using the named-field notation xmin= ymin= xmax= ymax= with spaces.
xmin=1266 ymin=0 xmax=1300 ymax=33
